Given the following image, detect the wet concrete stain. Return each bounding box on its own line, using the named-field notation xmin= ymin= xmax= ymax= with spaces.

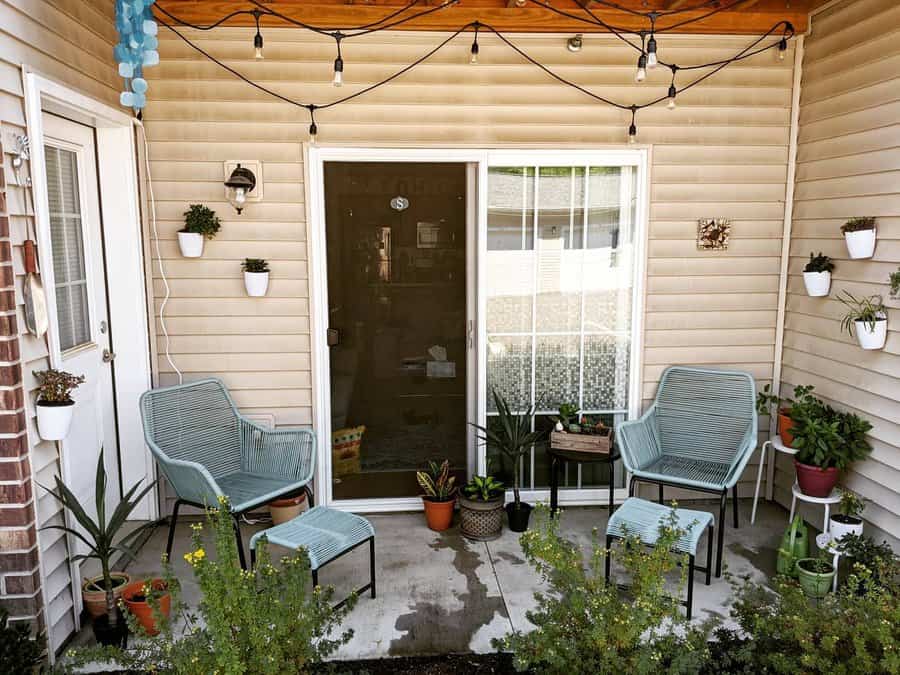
xmin=492 ymin=550 xmax=526 ymax=567
xmin=727 ymin=541 xmax=778 ymax=578
xmin=389 ymin=533 xmax=509 ymax=656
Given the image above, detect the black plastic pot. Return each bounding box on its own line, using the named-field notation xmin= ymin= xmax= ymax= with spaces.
xmin=92 ymin=609 xmax=128 ymax=647
xmin=505 ymin=502 xmax=533 ymax=533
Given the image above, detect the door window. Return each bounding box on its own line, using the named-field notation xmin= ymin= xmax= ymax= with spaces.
xmin=45 ymin=146 xmax=91 ymax=351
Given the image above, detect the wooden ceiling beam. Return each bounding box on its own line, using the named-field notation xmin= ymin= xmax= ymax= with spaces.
xmin=155 ymin=1 xmax=809 ymax=35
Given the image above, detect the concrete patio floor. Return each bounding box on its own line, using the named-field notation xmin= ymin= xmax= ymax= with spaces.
xmin=91 ymin=499 xmax=790 ymax=661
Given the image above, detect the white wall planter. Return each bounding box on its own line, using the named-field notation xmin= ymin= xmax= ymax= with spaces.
xmin=802 ymin=271 xmax=831 ymax=297
xmin=36 ymin=401 xmax=75 ymax=441
xmin=177 ymin=231 xmax=204 ymax=258
xmin=855 ymin=314 xmax=887 ymax=350
xmin=844 ymin=228 xmax=876 ymax=259
xmin=829 ymin=515 xmax=863 ymax=542
xmin=244 ymin=271 xmax=269 ymax=297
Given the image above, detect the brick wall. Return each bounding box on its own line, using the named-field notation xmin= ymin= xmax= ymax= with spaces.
xmin=0 ymin=140 xmax=43 ymax=633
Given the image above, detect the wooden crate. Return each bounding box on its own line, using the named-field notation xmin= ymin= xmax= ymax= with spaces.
xmin=550 ymin=429 xmax=613 ymax=454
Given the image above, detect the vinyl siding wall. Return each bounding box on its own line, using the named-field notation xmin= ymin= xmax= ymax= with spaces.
xmin=0 ymin=0 xmax=119 ymax=652
xmin=778 ymin=0 xmax=900 ymax=547
xmin=145 ymin=27 xmax=796 ymax=498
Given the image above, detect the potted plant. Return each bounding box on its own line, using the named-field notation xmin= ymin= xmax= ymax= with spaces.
xmin=268 ymin=489 xmax=307 ymax=525
xmin=41 ymin=450 xmax=156 ymax=646
xmin=121 ymin=578 xmax=172 ymax=636
xmin=795 ymin=555 xmax=836 ymax=599
xmin=242 ymin=258 xmax=270 ymax=297
xmin=471 ymin=388 xmax=547 ymax=533
xmin=837 ymin=533 xmax=898 ymax=593
xmin=802 ymin=252 xmax=833 ymax=297
xmin=829 ymin=489 xmax=865 ymax=541
xmin=33 ymin=368 xmax=85 ymax=441
xmin=841 ymin=216 xmax=876 ymax=259
xmin=755 ymin=383 xmax=816 ymax=446
xmin=459 ymin=475 xmax=505 ymax=541
xmin=889 ymin=268 xmax=900 ymax=299
xmin=416 ymin=459 xmax=457 ymax=532
xmin=553 ymin=402 xmax=580 ymax=432
xmin=790 ymin=400 xmax=872 ymax=497
xmin=179 ymin=204 xmax=221 ymax=257
xmin=838 ymin=291 xmax=887 ymax=350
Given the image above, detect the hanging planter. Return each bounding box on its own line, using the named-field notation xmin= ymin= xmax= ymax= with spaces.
xmin=802 ymin=252 xmax=833 ymax=297
xmin=841 ymin=217 xmax=876 ymax=259
xmin=33 ymin=369 xmax=85 ymax=441
xmin=838 ymin=291 xmax=887 ymax=350
xmin=179 ymin=204 xmax=221 ymax=258
xmin=242 ymin=258 xmax=270 ymax=297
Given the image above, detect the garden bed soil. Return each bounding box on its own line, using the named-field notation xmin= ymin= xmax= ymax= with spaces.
xmin=315 ymin=653 xmax=518 ymax=674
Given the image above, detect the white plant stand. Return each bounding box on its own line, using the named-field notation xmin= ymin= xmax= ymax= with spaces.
xmin=789 ymin=483 xmax=841 ymax=533
xmin=815 ymin=533 xmax=845 ymax=593
xmin=751 ymin=435 xmax=796 ymax=524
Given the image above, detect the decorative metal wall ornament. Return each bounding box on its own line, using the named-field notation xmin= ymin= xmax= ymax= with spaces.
xmin=697 ymin=219 xmax=731 ymax=251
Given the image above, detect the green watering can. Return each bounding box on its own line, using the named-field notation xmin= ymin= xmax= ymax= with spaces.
xmin=777 ymin=515 xmax=809 ymax=577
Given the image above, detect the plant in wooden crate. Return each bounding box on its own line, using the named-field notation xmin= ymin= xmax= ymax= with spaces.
xmin=829 ymin=489 xmax=866 ymax=542
xmin=553 ymin=402 xmax=580 ymax=432
xmin=840 ymin=216 xmax=876 ymax=259
xmin=242 ymin=257 xmax=270 ymax=297
xmin=838 ymin=291 xmax=887 ymax=350
xmin=416 ymin=459 xmax=457 ymax=532
xmin=802 ymin=252 xmax=834 ymax=297
xmin=179 ymin=204 xmax=221 ymax=257
xmin=33 ymin=368 xmax=85 ymax=440
xmin=459 ymin=474 xmax=505 ymax=541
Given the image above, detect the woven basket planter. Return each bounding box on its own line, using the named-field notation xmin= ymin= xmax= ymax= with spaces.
xmin=459 ymin=495 xmax=504 ymax=541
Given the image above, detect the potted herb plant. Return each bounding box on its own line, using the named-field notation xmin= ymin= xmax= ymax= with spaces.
xmin=459 ymin=475 xmax=505 ymax=541
xmin=841 ymin=217 xmax=876 ymax=259
xmin=802 ymin=252 xmax=834 ymax=297
xmin=179 ymin=204 xmax=221 ymax=257
xmin=416 ymin=459 xmax=457 ymax=532
xmin=471 ymin=389 xmax=547 ymax=533
xmin=755 ymin=383 xmax=816 ymax=446
xmin=242 ymin=258 xmax=270 ymax=297
xmin=42 ymin=450 xmax=156 ymax=646
xmin=795 ymin=555 xmax=836 ymax=599
xmin=838 ymin=291 xmax=887 ymax=350
xmin=33 ymin=368 xmax=85 ymax=441
xmin=829 ymin=489 xmax=865 ymax=541
xmin=121 ymin=578 xmax=172 ymax=636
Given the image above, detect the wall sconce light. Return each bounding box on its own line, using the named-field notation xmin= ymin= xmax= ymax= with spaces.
xmin=224 ymin=163 xmax=257 ymax=214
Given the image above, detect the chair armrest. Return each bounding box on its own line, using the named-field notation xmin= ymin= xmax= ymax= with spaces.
xmin=240 ymin=420 xmax=316 ymax=485
xmin=150 ymin=449 xmax=224 ymax=508
xmin=723 ymin=421 xmax=759 ymax=488
xmin=615 ymin=406 xmax=661 ymax=473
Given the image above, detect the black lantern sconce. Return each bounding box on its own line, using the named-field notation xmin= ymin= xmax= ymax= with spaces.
xmin=224 ymin=163 xmax=257 ymax=214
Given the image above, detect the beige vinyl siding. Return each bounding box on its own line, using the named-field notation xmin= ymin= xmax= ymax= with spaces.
xmin=146 ymin=28 xmax=795 ymax=497
xmin=0 ymin=0 xmax=118 ymax=651
xmin=778 ymin=0 xmax=900 ymax=546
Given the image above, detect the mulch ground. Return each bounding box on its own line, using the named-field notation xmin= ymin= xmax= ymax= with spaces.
xmin=315 ymin=652 xmax=520 ymax=674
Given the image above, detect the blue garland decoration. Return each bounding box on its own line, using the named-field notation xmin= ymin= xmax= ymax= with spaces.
xmin=113 ymin=0 xmax=160 ymax=112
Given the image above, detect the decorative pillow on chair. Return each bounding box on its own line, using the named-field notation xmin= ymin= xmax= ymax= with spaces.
xmin=332 ymin=425 xmax=365 ymax=478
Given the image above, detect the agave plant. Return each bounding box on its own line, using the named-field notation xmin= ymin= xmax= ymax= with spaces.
xmin=416 ymin=459 xmax=457 ymax=502
xmin=42 ymin=449 xmax=156 ymax=628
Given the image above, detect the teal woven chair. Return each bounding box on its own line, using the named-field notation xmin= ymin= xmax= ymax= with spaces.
xmin=615 ymin=366 xmax=757 ymax=577
xmin=140 ymin=378 xmax=316 ymax=568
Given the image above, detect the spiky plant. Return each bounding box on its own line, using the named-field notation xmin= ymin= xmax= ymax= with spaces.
xmin=416 ymin=460 xmax=457 ymax=502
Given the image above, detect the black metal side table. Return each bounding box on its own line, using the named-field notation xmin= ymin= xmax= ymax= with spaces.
xmin=548 ymin=446 xmax=620 ymax=517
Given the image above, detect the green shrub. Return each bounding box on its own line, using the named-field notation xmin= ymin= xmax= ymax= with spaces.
xmin=493 ymin=505 xmax=711 ymax=674
xmin=0 ymin=608 xmax=42 ymax=673
xmin=182 ymin=204 xmax=221 ymax=239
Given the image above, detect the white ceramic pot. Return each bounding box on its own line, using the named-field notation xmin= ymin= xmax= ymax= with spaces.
xmin=36 ymin=401 xmax=75 ymax=441
xmin=829 ymin=515 xmax=864 ymax=542
xmin=844 ymin=228 xmax=876 ymax=259
xmin=177 ymin=231 xmax=204 ymax=258
xmin=244 ymin=271 xmax=269 ymax=297
xmin=855 ymin=314 xmax=887 ymax=350
xmin=802 ymin=271 xmax=831 ymax=297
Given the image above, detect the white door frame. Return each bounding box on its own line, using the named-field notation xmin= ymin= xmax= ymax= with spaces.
xmin=24 ymin=72 xmax=156 ymax=520
xmin=305 ymin=146 xmax=648 ymax=513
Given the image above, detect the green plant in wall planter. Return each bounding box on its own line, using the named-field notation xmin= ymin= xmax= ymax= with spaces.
xmin=838 ymin=290 xmax=887 ymax=350
xmin=241 ymin=258 xmax=270 ymax=297
xmin=179 ymin=204 xmax=221 ymax=258
xmin=802 ymin=252 xmax=834 ymax=297
xmin=889 ymin=268 xmax=900 ymax=299
xmin=829 ymin=488 xmax=865 ymax=542
xmin=841 ymin=216 xmax=876 ymax=259
xmin=33 ymin=368 xmax=84 ymax=441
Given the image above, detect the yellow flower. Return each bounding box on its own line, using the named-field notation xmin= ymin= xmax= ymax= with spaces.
xmin=183 ymin=548 xmax=206 ymax=565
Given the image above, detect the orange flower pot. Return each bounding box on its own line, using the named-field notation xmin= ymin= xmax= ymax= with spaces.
xmin=122 ymin=579 xmax=171 ymax=636
xmin=778 ymin=410 xmax=795 ymax=446
xmin=422 ymin=497 xmax=455 ymax=532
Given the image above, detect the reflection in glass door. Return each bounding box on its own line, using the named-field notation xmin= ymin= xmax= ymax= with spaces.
xmin=485 ymin=161 xmax=640 ymax=494
xmin=324 ymin=162 xmax=468 ymax=499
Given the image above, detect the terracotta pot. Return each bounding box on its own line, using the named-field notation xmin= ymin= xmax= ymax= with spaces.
xmin=268 ymin=492 xmax=307 ymax=525
xmin=82 ymin=573 xmax=131 ymax=619
xmin=122 ymin=579 xmax=171 ymax=636
xmin=794 ymin=460 xmax=839 ymax=498
xmin=777 ymin=410 xmax=795 ymax=446
xmin=422 ymin=497 xmax=455 ymax=531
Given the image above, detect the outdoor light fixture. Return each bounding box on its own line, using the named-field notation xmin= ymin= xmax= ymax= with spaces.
xmin=252 ymin=9 xmax=264 ymax=59
xmin=224 ymin=163 xmax=257 ymax=214
xmin=667 ymin=83 xmax=677 ymax=110
xmin=333 ymin=33 xmax=344 ymax=86
xmin=635 ymin=53 xmax=647 ymax=83
xmin=470 ymin=22 xmax=480 ymax=64
xmin=567 ymin=34 xmax=583 ymax=53
xmin=646 ymin=34 xmax=658 ymax=68
xmin=777 ymin=37 xmax=787 ymax=60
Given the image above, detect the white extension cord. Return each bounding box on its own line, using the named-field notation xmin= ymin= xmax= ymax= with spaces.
xmin=134 ymin=118 xmax=182 ymax=385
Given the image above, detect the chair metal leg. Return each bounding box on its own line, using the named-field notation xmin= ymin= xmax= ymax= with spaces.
xmin=250 ymin=547 xmax=256 ymax=570
xmin=628 ymin=477 xmax=637 ymax=498
xmin=715 ymin=492 xmax=726 ymax=577
xmin=369 ymin=537 xmax=377 ymax=599
xmin=165 ymin=499 xmax=182 ymax=562
xmin=732 ymin=485 xmax=739 ymax=529
xmin=705 ymin=525 xmax=713 ymax=586
xmin=312 ymin=568 xmax=319 ymax=589
xmin=686 ymin=554 xmax=695 ymax=619
xmin=605 ymin=534 xmax=613 ymax=582
xmin=305 ymin=484 xmax=315 ymax=509
xmin=658 ymin=483 xmax=664 ymax=505
xmin=232 ymin=514 xmax=247 ymax=570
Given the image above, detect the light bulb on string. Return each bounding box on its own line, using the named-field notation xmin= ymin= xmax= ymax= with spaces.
xmin=777 ymin=37 xmax=787 ymax=61
xmin=635 ymin=53 xmax=647 ymax=83
xmin=252 ymin=9 xmax=264 ymax=59
xmin=667 ymin=66 xmax=678 ymax=111
xmin=470 ymin=22 xmax=480 ymax=65
xmin=628 ymin=106 xmax=637 ymax=144
xmin=332 ymin=34 xmax=344 ymax=87
xmin=308 ymin=106 xmax=318 ymax=145
xmin=646 ymin=34 xmax=658 ymax=69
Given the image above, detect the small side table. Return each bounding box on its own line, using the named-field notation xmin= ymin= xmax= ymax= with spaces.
xmin=548 ymin=446 xmax=620 ymax=517
xmin=790 ymin=483 xmax=840 ymax=533
xmin=751 ymin=435 xmax=796 ymax=524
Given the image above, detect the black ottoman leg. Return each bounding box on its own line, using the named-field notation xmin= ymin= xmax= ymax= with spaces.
xmin=369 ymin=537 xmax=377 ymax=599
xmin=605 ymin=534 xmax=613 ymax=583
xmin=686 ymin=554 xmax=695 ymax=620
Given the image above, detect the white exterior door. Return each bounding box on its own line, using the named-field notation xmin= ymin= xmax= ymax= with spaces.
xmin=40 ymin=114 xmax=120 ymax=564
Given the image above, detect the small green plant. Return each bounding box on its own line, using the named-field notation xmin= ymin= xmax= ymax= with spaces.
xmin=797 ymin=554 xmax=834 ymax=575
xmin=838 ymin=290 xmax=886 ymax=335
xmin=755 ymin=383 xmax=815 ymax=418
xmin=32 ymin=368 xmax=85 ymax=405
xmin=837 ymin=533 xmax=899 ymax=592
xmin=790 ymin=402 xmax=872 ymax=470
xmin=241 ymin=258 xmax=269 ymax=273
xmin=890 ymin=269 xmax=900 ymax=298
xmin=462 ymin=474 xmax=504 ymax=501
xmin=0 ymin=608 xmax=42 ymax=673
xmin=838 ymin=488 xmax=866 ymax=519
xmin=416 ymin=459 xmax=457 ymax=502
xmin=182 ymin=204 xmax=221 ymax=239
xmin=841 ymin=216 xmax=876 ymax=233
xmin=554 ymin=402 xmax=580 ymax=428
xmin=804 ymin=251 xmax=834 ymax=274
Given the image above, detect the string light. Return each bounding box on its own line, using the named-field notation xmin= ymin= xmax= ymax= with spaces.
xmin=628 ymin=106 xmax=637 ymax=144
xmin=635 ymin=32 xmax=647 ymax=82
xmin=308 ymin=106 xmax=318 ymax=145
xmin=470 ymin=22 xmax=480 ymax=64
xmin=667 ymin=65 xmax=678 ymax=110
xmin=252 ymin=9 xmax=263 ymax=59
xmin=332 ymin=33 xmax=344 ymax=86
xmin=778 ymin=37 xmax=787 ymax=61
